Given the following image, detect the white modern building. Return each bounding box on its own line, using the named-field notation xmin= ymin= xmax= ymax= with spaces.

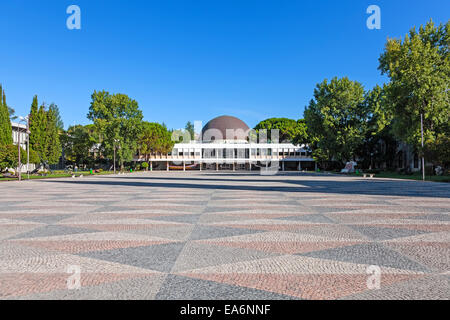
xmin=11 ymin=122 xmax=28 ymax=151
xmin=11 ymin=121 xmax=35 ymax=172
xmin=138 ymin=115 xmax=316 ymax=172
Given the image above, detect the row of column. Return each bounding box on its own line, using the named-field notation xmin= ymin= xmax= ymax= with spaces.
xmin=156 ymin=161 xmax=313 ymax=171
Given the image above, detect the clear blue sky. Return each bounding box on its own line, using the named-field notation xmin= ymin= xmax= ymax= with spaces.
xmin=0 ymin=0 xmax=448 ymax=130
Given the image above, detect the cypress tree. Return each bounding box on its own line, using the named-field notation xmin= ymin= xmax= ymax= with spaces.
xmin=29 ymin=96 xmax=40 ymax=156
xmin=34 ymin=104 xmax=48 ymax=162
xmin=0 ymin=85 xmax=13 ymax=145
xmin=46 ymin=106 xmax=62 ymax=164
xmin=3 ymin=89 xmax=13 ymax=145
xmin=0 ymin=84 xmax=4 ymax=144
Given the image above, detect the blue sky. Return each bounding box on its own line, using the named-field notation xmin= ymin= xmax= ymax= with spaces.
xmin=0 ymin=0 xmax=448 ymax=130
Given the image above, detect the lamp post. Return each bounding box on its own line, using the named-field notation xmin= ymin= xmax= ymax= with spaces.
xmin=113 ymin=139 xmax=119 ymax=174
xmin=16 ymin=117 xmax=28 ymax=181
xmin=17 ymin=124 xmax=21 ymax=181
xmin=420 ymin=113 xmax=425 ymax=181
xmin=19 ymin=116 xmax=30 ymax=180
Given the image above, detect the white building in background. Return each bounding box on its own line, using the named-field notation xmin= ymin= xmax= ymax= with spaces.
xmin=137 ymin=115 xmax=316 ymax=172
xmin=11 ymin=122 xmax=28 ymax=151
xmin=11 ymin=122 xmax=35 ymax=172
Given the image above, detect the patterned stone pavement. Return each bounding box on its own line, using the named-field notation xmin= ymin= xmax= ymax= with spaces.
xmin=0 ymin=172 xmax=449 ymax=300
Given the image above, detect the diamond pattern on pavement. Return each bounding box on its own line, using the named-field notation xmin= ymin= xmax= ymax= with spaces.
xmin=0 ymin=172 xmax=448 ymax=299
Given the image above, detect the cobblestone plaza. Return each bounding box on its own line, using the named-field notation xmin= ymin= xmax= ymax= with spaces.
xmin=0 ymin=172 xmax=449 ymax=300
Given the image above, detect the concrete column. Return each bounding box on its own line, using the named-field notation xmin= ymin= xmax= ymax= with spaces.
xmin=167 ymin=161 xmax=169 ymax=171
xmin=216 ymin=162 xmax=219 ymax=171
xmin=199 ymin=162 xmax=202 ymax=171
xmin=298 ymin=162 xmax=302 ymax=171
xmin=233 ymin=162 xmax=235 ymax=171
xmin=150 ymin=161 xmax=153 ymax=171
xmin=315 ymin=162 xmax=318 ymax=171
xmin=282 ymin=162 xmax=285 ymax=172
xmin=183 ymin=161 xmax=186 ymax=171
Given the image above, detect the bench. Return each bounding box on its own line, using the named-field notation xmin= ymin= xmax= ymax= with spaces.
xmin=363 ymin=174 xmax=375 ymax=179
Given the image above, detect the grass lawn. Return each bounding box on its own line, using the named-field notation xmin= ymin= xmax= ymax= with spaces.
xmin=0 ymin=171 xmax=116 ymax=181
xmin=354 ymin=171 xmax=450 ymax=183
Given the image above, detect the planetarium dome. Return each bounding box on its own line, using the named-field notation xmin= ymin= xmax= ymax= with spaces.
xmin=201 ymin=115 xmax=250 ymax=143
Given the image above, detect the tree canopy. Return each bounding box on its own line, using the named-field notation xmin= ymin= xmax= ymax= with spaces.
xmin=87 ymin=90 xmax=143 ymax=169
xmin=304 ymin=77 xmax=368 ymax=163
xmin=62 ymin=124 xmax=97 ymax=166
xmin=185 ymin=121 xmax=195 ymax=141
xmin=254 ymin=118 xmax=308 ymax=144
xmin=29 ymin=97 xmax=62 ymax=164
xmin=138 ymin=121 xmax=174 ymax=160
xmin=379 ymin=20 xmax=450 ymax=164
xmin=0 ymin=84 xmax=13 ymax=145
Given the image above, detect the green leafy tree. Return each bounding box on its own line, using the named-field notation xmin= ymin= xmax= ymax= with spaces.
xmin=30 ymin=104 xmax=49 ymax=162
xmin=185 ymin=121 xmax=195 ymax=140
xmin=29 ymin=96 xmax=42 ymax=158
xmin=62 ymin=125 xmax=97 ymax=166
xmin=45 ymin=105 xmax=62 ymax=164
xmin=49 ymin=103 xmax=64 ymax=131
xmin=0 ymin=85 xmax=13 ymax=145
xmin=87 ymin=91 xmax=144 ymax=170
xmin=0 ymin=144 xmax=35 ymax=172
xmin=138 ymin=122 xmax=174 ymax=161
xmin=379 ymin=20 xmax=450 ymax=164
xmin=304 ymin=77 xmax=368 ymax=164
xmin=28 ymin=98 xmax=62 ymax=165
xmin=357 ymin=85 xmax=397 ymax=169
xmin=254 ymin=118 xmax=308 ymax=144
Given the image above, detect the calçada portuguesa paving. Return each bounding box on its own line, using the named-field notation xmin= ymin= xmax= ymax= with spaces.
xmin=0 ymin=172 xmax=449 ymax=300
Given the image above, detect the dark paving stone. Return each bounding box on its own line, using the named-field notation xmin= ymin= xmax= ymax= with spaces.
xmin=90 ymin=206 xmax=138 ymax=213
xmin=409 ymin=214 xmax=450 ymax=222
xmin=204 ymin=206 xmax=247 ymax=213
xmin=155 ymin=274 xmax=299 ymax=300
xmin=79 ymin=242 xmax=186 ymax=272
xmin=145 ymin=214 xmax=202 ymax=224
xmin=276 ymin=214 xmax=334 ymax=223
xmin=8 ymin=225 xmax=98 ymax=240
xmin=298 ymin=243 xmax=429 ymax=272
xmin=348 ymin=225 xmax=429 ymax=241
xmin=17 ymin=214 xmax=74 ymax=224
xmin=189 ymin=225 xmax=263 ymax=241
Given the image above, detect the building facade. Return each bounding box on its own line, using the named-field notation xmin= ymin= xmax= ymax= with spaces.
xmin=137 ymin=116 xmax=316 ymax=172
xmin=11 ymin=121 xmax=35 ymax=172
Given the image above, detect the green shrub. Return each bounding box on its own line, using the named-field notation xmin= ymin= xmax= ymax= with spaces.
xmin=141 ymin=162 xmax=149 ymax=170
xmin=0 ymin=144 xmax=28 ymax=171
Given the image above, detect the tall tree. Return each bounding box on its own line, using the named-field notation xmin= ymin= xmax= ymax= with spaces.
xmin=379 ymin=20 xmax=450 ymax=164
xmin=185 ymin=121 xmax=195 ymax=141
xmin=45 ymin=105 xmax=62 ymax=164
xmin=0 ymin=85 xmax=13 ymax=145
xmin=357 ymin=85 xmax=397 ymax=169
xmin=49 ymin=103 xmax=64 ymax=131
xmin=254 ymin=118 xmax=308 ymax=144
xmin=62 ymin=125 xmax=96 ymax=166
xmin=87 ymin=90 xmax=143 ymax=169
xmin=29 ymin=96 xmax=40 ymax=155
xmin=138 ymin=122 xmax=174 ymax=161
xmin=304 ymin=77 xmax=368 ymax=164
